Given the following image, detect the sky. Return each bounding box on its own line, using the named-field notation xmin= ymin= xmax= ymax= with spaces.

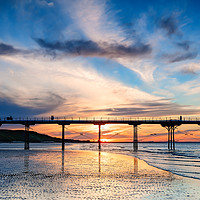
xmin=0 ymin=0 xmax=200 ymax=142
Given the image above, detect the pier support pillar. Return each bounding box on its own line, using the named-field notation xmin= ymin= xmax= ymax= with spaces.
xmin=169 ymin=126 xmax=176 ymax=150
xmin=98 ymin=124 xmax=101 ymax=150
xmin=167 ymin=126 xmax=171 ymax=150
xmin=24 ymin=125 xmax=30 ymax=150
xmin=164 ymin=125 xmax=176 ymax=150
xmin=172 ymin=126 xmax=175 ymax=150
xmin=62 ymin=124 xmax=65 ymax=151
xmin=163 ymin=125 xmax=177 ymax=151
xmin=94 ymin=123 xmax=104 ymax=150
xmin=133 ymin=125 xmax=138 ymax=152
xmin=170 ymin=126 xmax=173 ymax=150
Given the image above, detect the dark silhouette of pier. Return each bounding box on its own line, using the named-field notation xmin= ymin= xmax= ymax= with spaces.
xmin=0 ymin=117 xmax=200 ymax=151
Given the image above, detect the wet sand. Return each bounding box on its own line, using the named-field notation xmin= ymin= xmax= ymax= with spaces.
xmin=0 ymin=150 xmax=200 ymax=199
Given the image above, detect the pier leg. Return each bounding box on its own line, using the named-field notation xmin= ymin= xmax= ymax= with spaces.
xmin=133 ymin=125 xmax=138 ymax=151
xmin=167 ymin=126 xmax=170 ymax=150
xmin=62 ymin=125 xmax=65 ymax=151
xmin=162 ymin=124 xmax=179 ymax=151
xmin=172 ymin=126 xmax=175 ymax=150
xmin=98 ymin=124 xmax=101 ymax=150
xmin=24 ymin=125 xmax=30 ymax=150
xmin=170 ymin=127 xmax=173 ymax=150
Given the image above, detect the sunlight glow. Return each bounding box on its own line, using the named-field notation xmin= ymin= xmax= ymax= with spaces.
xmin=100 ymin=139 xmax=110 ymax=143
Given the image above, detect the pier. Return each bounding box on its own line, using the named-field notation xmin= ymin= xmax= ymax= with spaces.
xmin=0 ymin=117 xmax=200 ymax=151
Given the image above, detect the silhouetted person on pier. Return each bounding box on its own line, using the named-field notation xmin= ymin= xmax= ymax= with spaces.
xmin=180 ymin=116 xmax=182 ymax=121
xmin=6 ymin=116 xmax=13 ymax=120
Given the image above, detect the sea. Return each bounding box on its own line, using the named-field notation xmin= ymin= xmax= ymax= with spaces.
xmin=0 ymin=142 xmax=200 ymax=180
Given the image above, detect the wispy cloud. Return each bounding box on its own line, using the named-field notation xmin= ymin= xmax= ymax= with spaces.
xmin=0 ymin=42 xmax=43 ymax=57
xmin=166 ymin=62 xmax=200 ymax=75
xmin=2 ymin=54 xmax=195 ymax=118
xmin=116 ymin=58 xmax=156 ymax=82
xmin=64 ymin=0 xmax=127 ymax=43
xmin=0 ymin=43 xmax=21 ymax=55
xmin=34 ymin=38 xmax=151 ymax=58
xmin=0 ymin=91 xmax=65 ymax=117
xmin=173 ymin=79 xmax=200 ymax=96
xmin=157 ymin=15 xmax=198 ymax=63
xmin=80 ymin=100 xmax=199 ymax=117
xmin=176 ymin=41 xmax=191 ymax=51
xmin=0 ymin=55 xmax=157 ymax=116
xmin=181 ymin=68 xmax=198 ymax=75
xmin=157 ymin=16 xmax=179 ymax=36
xmin=64 ymin=0 xmax=157 ymax=79
xmin=163 ymin=51 xmax=198 ymax=63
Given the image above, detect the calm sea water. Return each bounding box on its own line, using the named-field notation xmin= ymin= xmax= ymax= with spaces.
xmin=101 ymin=142 xmax=200 ymax=180
xmin=0 ymin=142 xmax=200 ymax=180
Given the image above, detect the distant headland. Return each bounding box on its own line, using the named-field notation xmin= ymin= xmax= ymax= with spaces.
xmin=0 ymin=129 xmax=90 ymax=143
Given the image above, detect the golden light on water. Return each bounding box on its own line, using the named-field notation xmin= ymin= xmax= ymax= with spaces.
xmin=100 ymin=138 xmax=110 ymax=142
xmin=23 ymin=149 xmax=174 ymax=178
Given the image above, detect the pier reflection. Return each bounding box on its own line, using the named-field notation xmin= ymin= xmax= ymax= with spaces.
xmin=134 ymin=157 xmax=138 ymax=175
xmin=23 ymin=152 xmax=29 ymax=173
xmin=21 ymin=149 xmax=174 ymax=183
xmin=62 ymin=151 xmax=64 ymax=174
xmin=98 ymin=150 xmax=101 ymax=173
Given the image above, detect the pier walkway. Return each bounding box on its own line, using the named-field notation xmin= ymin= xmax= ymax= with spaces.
xmin=0 ymin=117 xmax=200 ymax=151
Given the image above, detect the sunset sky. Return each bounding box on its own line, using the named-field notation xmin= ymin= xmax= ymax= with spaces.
xmin=1 ymin=0 xmax=200 ymax=142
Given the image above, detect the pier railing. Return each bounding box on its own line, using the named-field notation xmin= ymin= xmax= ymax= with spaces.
xmin=0 ymin=116 xmax=200 ymax=122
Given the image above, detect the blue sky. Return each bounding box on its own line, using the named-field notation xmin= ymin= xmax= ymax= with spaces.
xmin=1 ymin=0 xmax=200 ymax=119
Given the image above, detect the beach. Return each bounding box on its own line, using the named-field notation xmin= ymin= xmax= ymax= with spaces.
xmin=1 ymin=145 xmax=200 ymax=199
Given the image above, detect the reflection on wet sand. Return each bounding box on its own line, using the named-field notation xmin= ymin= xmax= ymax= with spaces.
xmin=134 ymin=157 xmax=138 ymax=175
xmin=23 ymin=151 xmax=29 ymax=173
xmin=98 ymin=150 xmax=101 ymax=173
xmin=62 ymin=150 xmax=64 ymax=174
xmin=1 ymin=150 xmax=200 ymax=199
